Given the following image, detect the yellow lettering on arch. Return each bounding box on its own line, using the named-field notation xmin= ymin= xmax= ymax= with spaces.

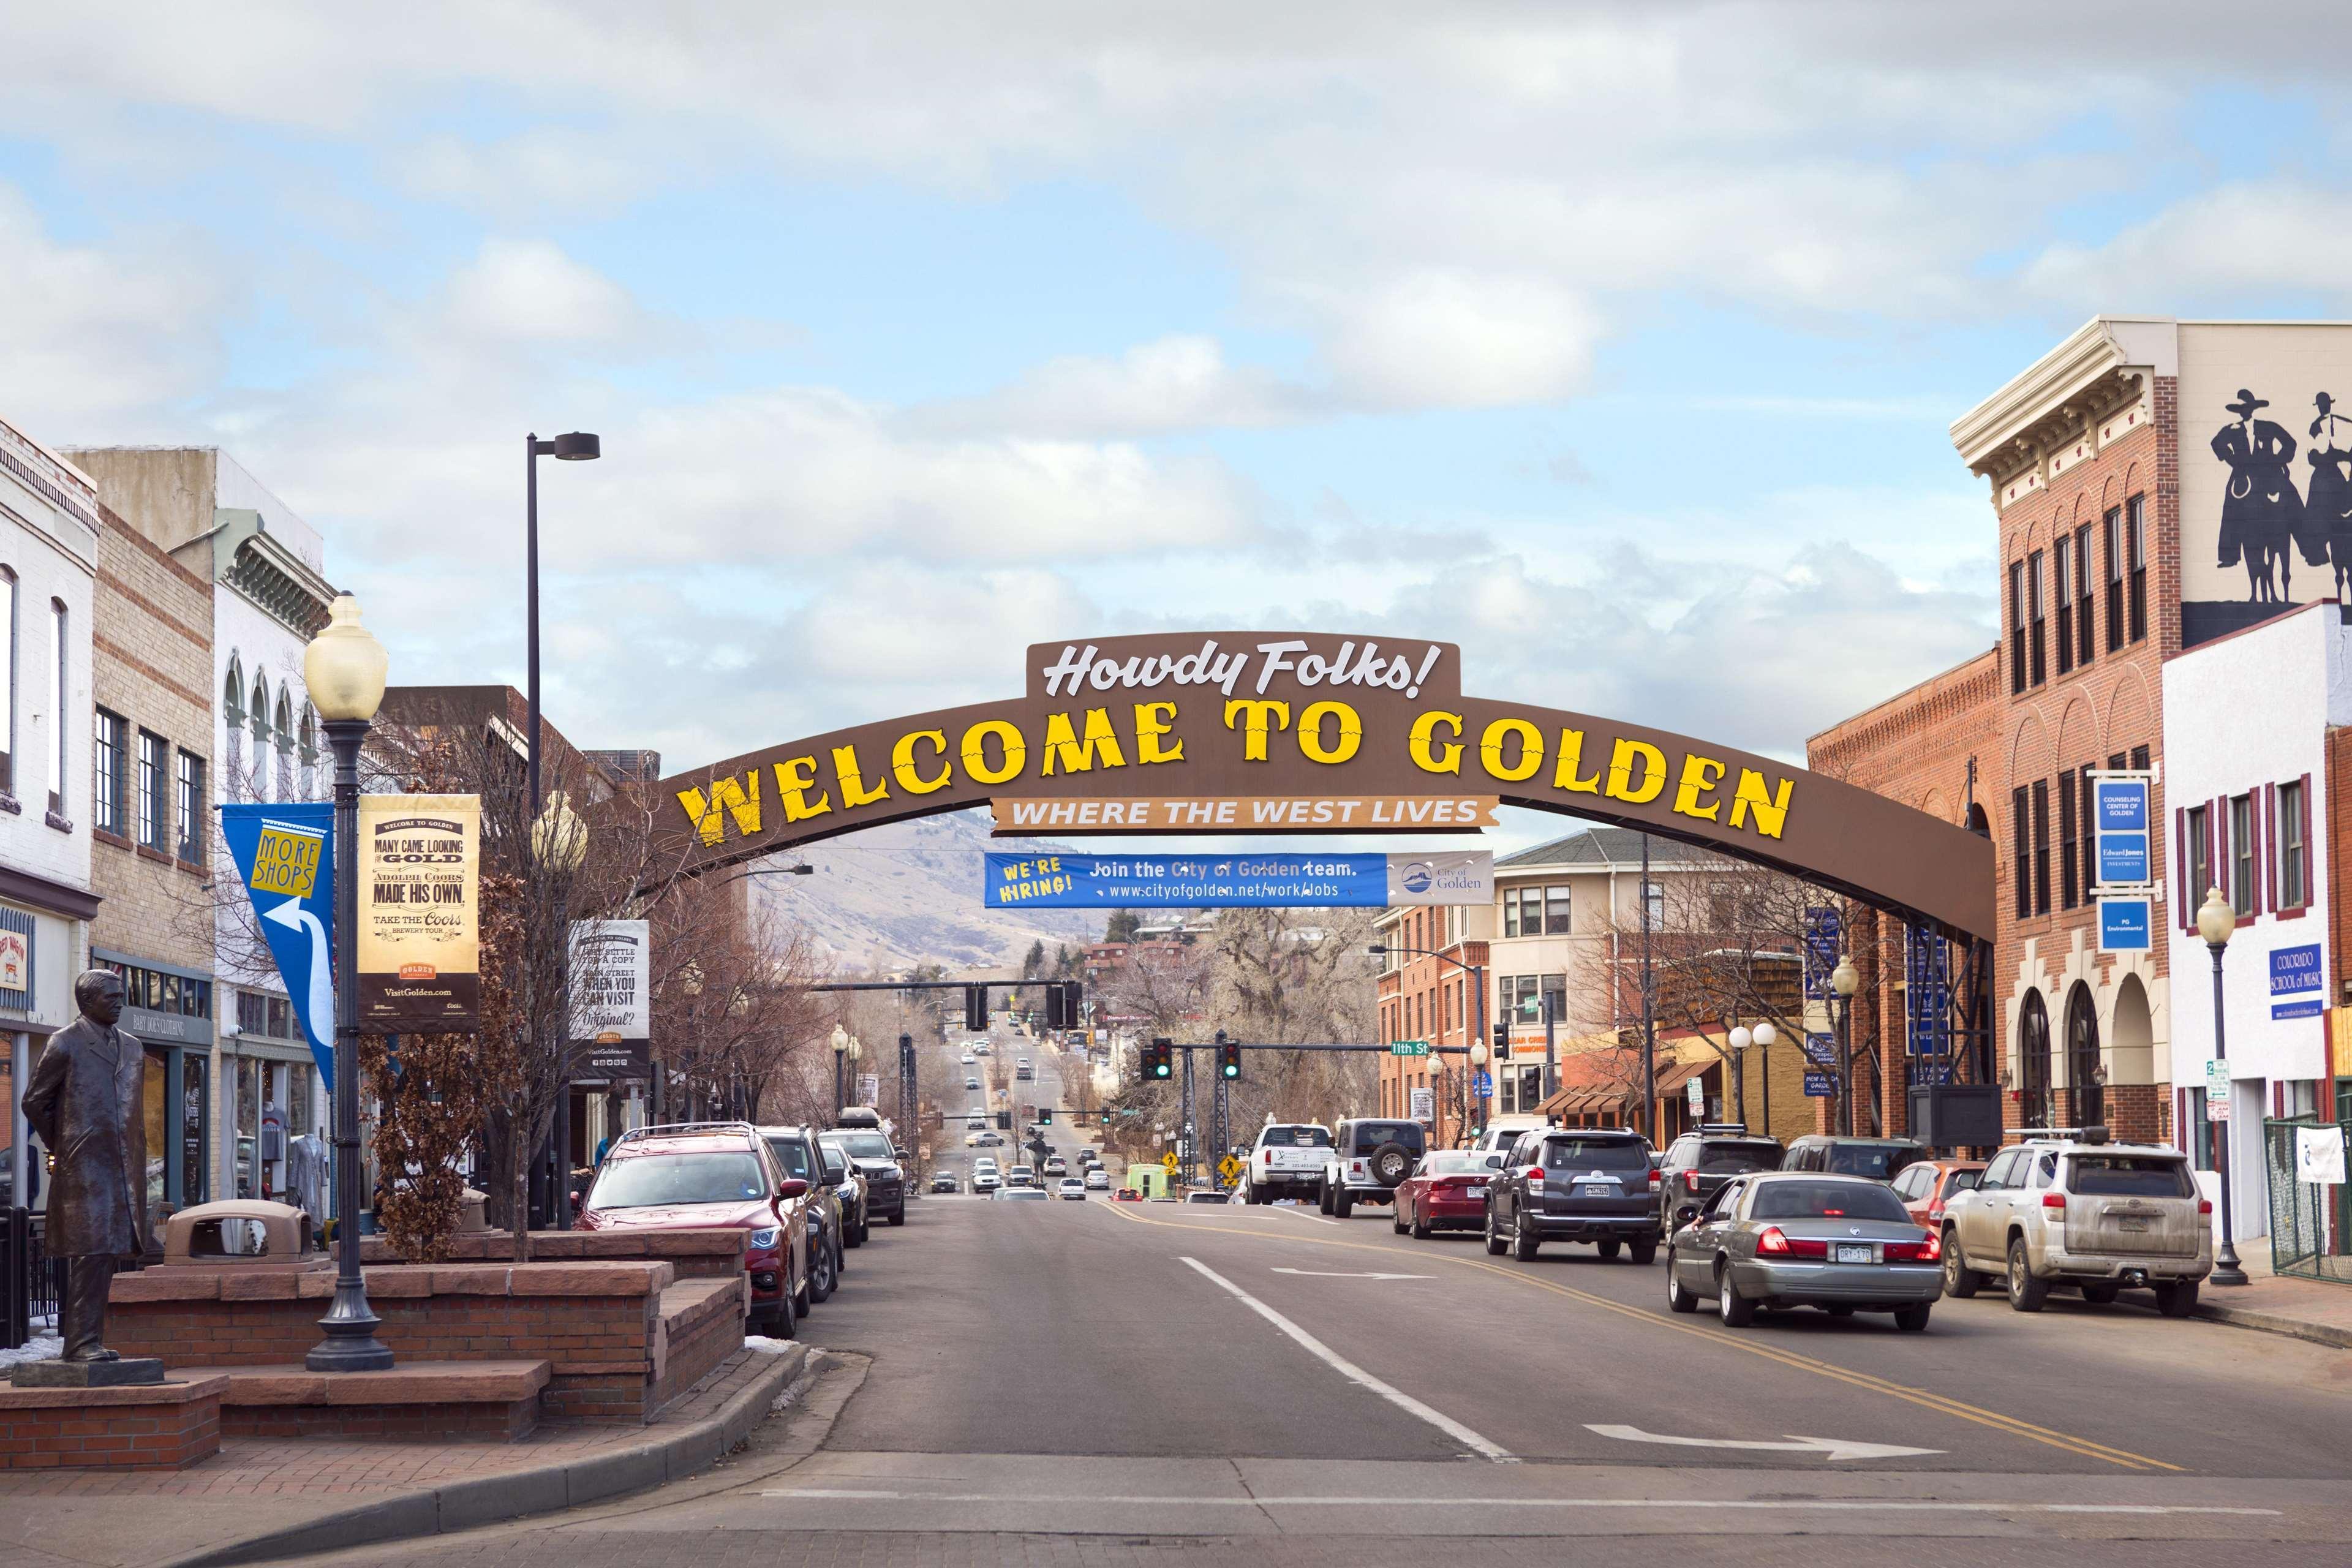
xmin=1298 ymin=701 xmax=1362 ymax=764
xmin=1604 ymin=738 xmax=1667 ymax=804
xmin=1551 ymin=728 xmax=1602 ymax=794
xmin=1223 ymin=699 xmax=1292 ymax=762
xmin=891 ymin=729 xmax=951 ymax=794
xmin=961 ymin=719 xmax=1027 ymax=786
xmin=831 ymin=744 xmax=889 ymax=809
xmin=1134 ymin=702 xmax=1183 ymax=766
xmin=1043 ymin=707 xmax=1128 ymax=775
xmin=1478 ymin=717 xmax=1544 ymax=782
xmin=773 ymin=756 xmax=832 ymax=823
xmin=676 ymin=770 xmax=761 ymax=846
xmin=1671 ymin=753 xmax=1727 ymax=823
xmin=1728 ymin=768 xmax=1795 ymax=839
xmin=1408 ymin=710 xmax=1463 ymax=775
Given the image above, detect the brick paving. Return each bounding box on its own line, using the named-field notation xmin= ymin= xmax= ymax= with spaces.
xmin=0 ymin=1349 xmax=775 ymax=1504
xmin=2198 ymin=1248 xmax=2352 ymax=1344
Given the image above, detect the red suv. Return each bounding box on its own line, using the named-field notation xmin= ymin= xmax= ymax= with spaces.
xmin=579 ymin=1123 xmax=813 ymax=1335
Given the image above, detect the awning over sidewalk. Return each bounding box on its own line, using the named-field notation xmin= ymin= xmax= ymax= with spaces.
xmin=1536 ymin=1055 xmax=1709 ymax=1120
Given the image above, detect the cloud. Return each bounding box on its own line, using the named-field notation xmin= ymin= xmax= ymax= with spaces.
xmin=2021 ymin=181 xmax=2352 ymax=311
xmin=1314 ymin=270 xmax=1598 ymax=409
xmin=915 ymin=336 xmax=1317 ymax=437
xmin=441 ymin=239 xmax=658 ymax=345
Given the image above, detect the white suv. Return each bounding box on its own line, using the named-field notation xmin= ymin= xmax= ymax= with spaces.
xmin=1940 ymin=1134 xmax=2212 ymax=1316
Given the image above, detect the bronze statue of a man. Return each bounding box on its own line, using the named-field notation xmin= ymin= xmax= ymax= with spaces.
xmin=19 ymin=969 xmax=147 ymax=1362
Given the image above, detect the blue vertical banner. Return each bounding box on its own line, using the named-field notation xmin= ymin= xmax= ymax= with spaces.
xmin=2092 ymin=774 xmax=2152 ymax=889
xmin=220 ymin=803 xmax=337 ymax=1089
xmin=1802 ymin=907 xmax=1840 ymax=999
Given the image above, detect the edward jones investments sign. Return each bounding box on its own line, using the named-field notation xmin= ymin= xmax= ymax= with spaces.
xmin=358 ymin=794 xmax=482 ymax=1031
xmin=649 ymin=631 xmax=1997 ymax=943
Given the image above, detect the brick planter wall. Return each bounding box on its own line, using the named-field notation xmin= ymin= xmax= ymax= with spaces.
xmin=0 ymin=1376 xmax=227 ymax=1471
xmin=360 ymin=1228 xmax=747 ymax=1281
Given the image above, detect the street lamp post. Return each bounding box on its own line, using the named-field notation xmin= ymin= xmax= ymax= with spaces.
xmin=302 ymin=594 xmax=394 ymax=1373
xmin=1830 ymin=954 xmax=1860 ymax=1136
xmin=523 ymin=432 xmax=599 ymax=821
xmin=1727 ymin=1025 xmax=1751 ymax=1128
xmin=2198 ymin=888 xmax=2250 ymax=1288
xmin=1468 ymin=1039 xmax=1489 ymax=1139
xmin=532 ymin=791 xmax=589 ymax=1229
xmin=830 ymin=1026 xmax=848 ymax=1118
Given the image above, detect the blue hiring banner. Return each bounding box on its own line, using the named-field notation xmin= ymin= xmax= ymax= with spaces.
xmin=1803 ymin=1071 xmax=1836 ymax=1098
xmin=221 ymin=803 xmax=337 ymax=1088
xmin=984 ymin=851 xmax=1448 ymax=908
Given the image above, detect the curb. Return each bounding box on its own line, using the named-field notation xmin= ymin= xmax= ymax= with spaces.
xmin=2195 ymin=1300 xmax=2352 ymax=1351
xmin=162 ymin=1343 xmax=814 ymax=1568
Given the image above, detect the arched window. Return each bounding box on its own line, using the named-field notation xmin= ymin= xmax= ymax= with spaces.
xmin=0 ymin=566 xmax=17 ymax=797
xmin=223 ymin=658 xmax=244 ymax=782
xmin=2017 ymin=990 xmax=2053 ymax=1131
xmin=273 ymin=693 xmax=293 ymax=801
xmin=298 ymin=707 xmax=317 ymax=799
xmin=2066 ymin=983 xmax=2103 ymax=1128
xmin=250 ymin=676 xmax=269 ymax=801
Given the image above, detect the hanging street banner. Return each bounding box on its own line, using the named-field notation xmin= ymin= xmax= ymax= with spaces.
xmin=982 ymin=850 xmax=1492 ymax=908
xmin=2098 ymin=897 xmax=2152 ymax=953
xmin=357 ymin=794 xmax=482 ymax=1032
xmin=221 ymin=803 xmax=337 ymax=1088
xmin=2092 ymin=772 xmax=2153 ymax=889
xmin=1802 ymin=907 xmax=1840 ymax=999
xmin=572 ymin=919 xmax=652 ymax=1080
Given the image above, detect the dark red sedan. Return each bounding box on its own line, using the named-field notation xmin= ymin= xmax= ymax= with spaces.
xmin=1392 ymin=1151 xmax=1507 ymax=1239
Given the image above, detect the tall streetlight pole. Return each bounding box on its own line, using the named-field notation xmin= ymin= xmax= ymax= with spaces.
xmin=1831 ymin=954 xmax=1860 ymax=1137
xmin=1468 ymin=1039 xmax=1490 ymax=1140
xmin=302 ymin=594 xmax=394 ymax=1373
xmin=2198 ymin=887 xmax=2250 ymax=1287
xmin=831 ymin=1025 xmax=851 ymax=1118
xmin=532 ymin=791 xmax=589 ymax=1228
xmin=523 ymin=432 xmax=599 ymax=821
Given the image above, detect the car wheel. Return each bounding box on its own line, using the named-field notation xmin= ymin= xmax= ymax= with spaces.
xmin=769 ymin=1276 xmax=797 ymax=1338
xmin=1333 ymin=1188 xmax=1354 ymax=1219
xmin=1942 ymin=1229 xmax=1978 ymax=1297
xmin=1512 ymin=1218 xmax=1540 ymax=1262
xmin=1716 ymin=1261 xmax=1755 ymax=1326
xmin=809 ymin=1239 xmax=836 ymax=1303
xmin=1320 ymin=1183 xmax=1335 ymax=1216
xmin=2005 ymin=1237 xmax=2048 ymax=1313
xmin=1392 ymin=1203 xmax=1407 ymax=1235
xmin=2079 ymin=1283 xmax=2120 ymax=1305
xmin=1411 ymin=1204 xmax=1433 ymax=1241
xmin=1596 ymin=1240 xmax=1622 ymax=1260
xmin=1627 ymin=1235 xmax=1658 ymax=1267
xmin=1893 ymin=1302 xmax=1932 ymax=1332
xmin=794 ymin=1256 xmax=815 ymax=1316
xmin=1369 ymin=1141 xmax=1414 ymax=1188
xmin=2153 ymin=1280 xmax=2200 ymax=1318
xmin=1665 ymin=1251 xmax=1698 ymax=1313
xmin=1484 ymin=1205 xmax=1508 ymax=1256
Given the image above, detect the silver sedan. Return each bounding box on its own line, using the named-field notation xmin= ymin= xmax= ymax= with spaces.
xmin=1664 ymin=1172 xmax=1942 ymax=1331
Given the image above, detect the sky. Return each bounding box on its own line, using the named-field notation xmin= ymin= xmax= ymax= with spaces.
xmin=6 ymin=1 xmax=2351 ymax=806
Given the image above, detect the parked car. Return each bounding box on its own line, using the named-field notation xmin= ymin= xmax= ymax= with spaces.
xmin=1057 ymin=1177 xmax=1088 ymax=1200
xmin=998 ymin=1185 xmax=1049 ymax=1201
xmin=1483 ymin=1126 xmax=1660 ymax=1262
xmin=1185 ymin=1190 xmax=1230 ymax=1204
xmin=1889 ymin=1158 xmax=1986 ymax=1231
xmin=930 ymin=1172 xmax=960 ymax=1194
xmin=579 ymin=1123 xmax=812 ymax=1335
xmin=1392 ymin=1150 xmax=1505 ymax=1238
xmin=759 ymin=1124 xmax=843 ymax=1303
xmin=1464 ymin=1119 xmax=1545 ymax=1155
xmin=823 ymin=1144 xmax=869 ymax=1246
xmin=1939 ymin=1136 xmax=2211 ymax=1316
xmin=1656 ymin=1126 xmax=1785 ymax=1232
xmin=1084 ymin=1167 xmax=1110 ymax=1191
xmin=1780 ymin=1135 xmax=1926 ymax=1182
xmin=1243 ymin=1120 xmax=1332 ymax=1205
xmin=820 ymin=1126 xmax=906 ymax=1226
xmin=1665 ymin=1171 xmax=1941 ymax=1330
xmin=1320 ymin=1118 xmax=1427 ymax=1216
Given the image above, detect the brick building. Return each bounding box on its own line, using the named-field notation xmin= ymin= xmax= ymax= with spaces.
xmin=87 ymin=503 xmax=218 ymax=1223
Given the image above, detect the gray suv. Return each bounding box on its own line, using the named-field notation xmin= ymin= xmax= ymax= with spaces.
xmin=1483 ymin=1127 xmax=1660 ymax=1262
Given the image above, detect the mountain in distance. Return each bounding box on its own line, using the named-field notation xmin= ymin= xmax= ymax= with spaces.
xmin=744 ymin=808 xmax=1102 ymax=974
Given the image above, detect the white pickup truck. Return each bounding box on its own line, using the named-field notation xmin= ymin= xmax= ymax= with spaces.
xmin=1242 ymin=1121 xmax=1333 ymax=1205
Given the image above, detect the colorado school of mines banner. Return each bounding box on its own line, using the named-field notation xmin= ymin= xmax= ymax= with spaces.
xmin=357 ymin=793 xmax=482 ymax=1032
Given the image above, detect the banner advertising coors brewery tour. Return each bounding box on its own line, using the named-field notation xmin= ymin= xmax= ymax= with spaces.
xmin=356 ymin=793 xmax=483 ymax=1031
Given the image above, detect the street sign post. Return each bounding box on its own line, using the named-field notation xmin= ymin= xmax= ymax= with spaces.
xmin=1389 ymin=1039 xmax=1430 ymax=1057
xmin=1686 ymin=1076 xmax=1705 ymax=1114
xmin=2206 ymin=1058 xmax=2232 ymax=1121
xmin=1472 ymin=1070 xmax=1493 ymax=1097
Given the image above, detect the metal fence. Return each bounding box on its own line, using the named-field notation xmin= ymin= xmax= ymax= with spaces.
xmin=2 ymin=1207 xmax=63 ymax=1349
xmin=2264 ymin=1118 xmax=2352 ymax=1284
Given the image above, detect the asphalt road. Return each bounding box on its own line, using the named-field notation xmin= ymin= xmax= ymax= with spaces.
xmin=292 ymin=1033 xmax=2352 ymax=1566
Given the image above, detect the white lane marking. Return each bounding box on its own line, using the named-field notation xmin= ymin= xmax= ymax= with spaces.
xmin=1270 ymin=1206 xmax=1344 ymax=1226
xmin=1585 ymin=1423 xmax=1941 ymax=1463
xmin=755 ymin=1491 xmax=2277 ymax=1516
xmin=1178 ymin=1255 xmax=1512 ymax=1462
xmin=1270 ymin=1267 xmax=1431 ymax=1280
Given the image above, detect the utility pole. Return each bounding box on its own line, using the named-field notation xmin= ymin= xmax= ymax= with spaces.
xmin=1181 ymin=1039 xmax=1197 ymax=1188
xmin=1212 ymin=1031 xmax=1231 ymax=1182
xmin=1640 ymin=832 xmax=1657 ymax=1142
xmin=898 ymin=1032 xmax=917 ymax=1188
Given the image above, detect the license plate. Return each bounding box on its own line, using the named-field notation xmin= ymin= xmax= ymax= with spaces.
xmin=1833 ymin=1243 xmax=1874 ymax=1264
xmin=2117 ymin=1216 xmax=2149 ymax=1232
xmin=1578 ymin=1183 xmax=1613 ymax=1197
xmin=1468 ymin=1183 xmax=1487 ymax=1195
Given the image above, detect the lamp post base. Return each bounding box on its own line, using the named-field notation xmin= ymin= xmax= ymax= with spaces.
xmin=2212 ymin=1242 xmax=2251 ymax=1287
xmin=305 ymin=1281 xmax=396 ymax=1371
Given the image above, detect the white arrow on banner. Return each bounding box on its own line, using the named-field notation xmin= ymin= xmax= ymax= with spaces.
xmin=1583 ymin=1424 xmax=1941 ymax=1462
xmin=261 ymin=897 xmax=334 ymax=1054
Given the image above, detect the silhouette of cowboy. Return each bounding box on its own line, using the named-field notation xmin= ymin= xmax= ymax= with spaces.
xmin=2212 ymin=388 xmax=2309 ymax=603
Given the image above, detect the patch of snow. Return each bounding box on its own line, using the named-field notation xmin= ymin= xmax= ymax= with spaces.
xmin=741 ymin=1335 xmax=802 ymax=1354
xmin=0 ymin=1332 xmax=61 ymax=1370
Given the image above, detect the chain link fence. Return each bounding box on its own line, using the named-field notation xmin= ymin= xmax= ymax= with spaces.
xmin=2264 ymin=1118 xmax=2352 ymax=1284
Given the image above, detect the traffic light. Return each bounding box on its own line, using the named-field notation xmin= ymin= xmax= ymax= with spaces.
xmin=996 ymin=1110 xmax=1011 ymax=1129
xmin=1036 ymin=1107 xmax=1054 ymax=1125
xmin=1045 ymin=981 xmax=1079 ymax=1030
xmin=965 ymin=984 xmax=987 ymax=1033
xmin=1216 ymin=1031 xmax=1240 ymax=1081
xmin=1145 ymin=1037 xmax=1173 ymax=1080
xmin=1491 ymin=1021 xmax=1510 ymax=1056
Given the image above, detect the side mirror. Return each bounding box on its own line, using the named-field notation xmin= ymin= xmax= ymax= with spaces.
xmin=1485 ymin=1154 xmax=1505 ymax=1169
xmin=778 ymin=1178 xmax=810 ymax=1199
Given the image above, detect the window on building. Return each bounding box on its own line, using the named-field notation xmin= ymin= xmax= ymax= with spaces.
xmin=2008 ymin=559 xmax=2026 ymax=695
xmin=1643 ymin=880 xmax=1664 ymax=929
xmin=2054 ymin=535 xmax=2074 ymax=676
xmin=222 ymin=659 xmax=244 ymax=782
xmin=176 ymin=750 xmax=205 ymax=863
xmin=2027 ymin=551 xmax=2046 ymax=687
xmin=2280 ymin=778 xmax=2309 ymax=909
xmin=2186 ymin=805 xmax=2211 ymax=908
xmin=2057 ymin=768 xmax=2078 ymax=908
xmin=2011 ymin=785 xmax=2031 ymax=919
xmin=2231 ymin=793 xmax=2255 ymax=918
xmin=298 ymin=708 xmax=317 ymax=799
xmin=2130 ymin=744 xmax=2149 ymax=771
xmin=2103 ymin=507 xmax=2125 ymax=654
xmin=2127 ymin=494 xmax=2148 ymax=644
xmin=1503 ymin=886 xmax=1536 ymax=937
xmin=273 ymin=693 xmax=293 ymax=801
xmin=0 ymin=567 xmax=14 ymax=797
xmin=92 ymin=709 xmax=126 ymax=836
xmin=249 ymin=676 xmax=269 ymax=802
xmin=137 ymin=729 xmax=167 ymax=851
xmin=2078 ymin=771 xmax=2095 ymax=902
xmin=2031 ymin=778 xmax=2051 ymax=916
xmin=2074 ymin=523 xmax=2095 ymax=668
xmin=49 ymin=598 xmax=67 ymax=818
xmin=1545 ymin=886 xmax=1571 ymax=934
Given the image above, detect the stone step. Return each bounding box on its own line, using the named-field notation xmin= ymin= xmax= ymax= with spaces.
xmin=173 ymin=1359 xmax=552 ymax=1442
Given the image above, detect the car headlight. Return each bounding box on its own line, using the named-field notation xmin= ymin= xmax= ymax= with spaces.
xmin=746 ymin=1227 xmax=782 ymax=1250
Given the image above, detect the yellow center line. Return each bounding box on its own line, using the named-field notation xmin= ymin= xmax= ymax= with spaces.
xmin=1101 ymin=1203 xmax=2178 ymax=1472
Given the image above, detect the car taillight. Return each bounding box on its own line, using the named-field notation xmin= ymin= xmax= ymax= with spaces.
xmin=2042 ymin=1193 xmax=2067 ymax=1210
xmin=1926 ymin=1206 xmax=1943 ymax=1223
xmin=2198 ymin=1199 xmax=2214 ymax=1215
xmin=1758 ymin=1225 xmax=1787 ymax=1254
xmin=1757 ymin=1226 xmax=1828 ymax=1259
xmin=1885 ymin=1233 xmax=1940 ymax=1262
xmin=1683 ymin=1170 xmax=1700 ymax=1192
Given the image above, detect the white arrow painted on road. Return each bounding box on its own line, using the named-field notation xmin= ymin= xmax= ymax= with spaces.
xmin=1585 ymin=1423 xmax=1942 ymax=1462
xmin=1270 ymin=1267 xmax=1432 ymax=1280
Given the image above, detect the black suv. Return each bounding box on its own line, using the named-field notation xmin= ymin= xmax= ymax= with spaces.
xmin=1484 ymin=1127 xmax=1660 ymax=1262
xmin=1657 ymin=1125 xmax=1784 ymax=1232
xmin=1320 ymin=1118 xmax=1427 ymax=1217
xmin=821 ymin=1126 xmax=907 ymax=1225
xmin=1779 ymin=1136 xmax=1925 ymax=1182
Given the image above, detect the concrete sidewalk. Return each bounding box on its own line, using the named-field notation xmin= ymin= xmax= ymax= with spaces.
xmin=2197 ymin=1249 xmax=2352 ymax=1348
xmin=0 ymin=1342 xmax=815 ymax=1568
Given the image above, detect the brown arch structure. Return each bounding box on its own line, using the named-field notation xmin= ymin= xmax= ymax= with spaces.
xmin=645 ymin=631 xmax=1995 ymax=946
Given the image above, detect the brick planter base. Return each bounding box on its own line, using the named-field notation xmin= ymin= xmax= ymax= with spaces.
xmin=0 ymin=1376 xmax=227 ymax=1470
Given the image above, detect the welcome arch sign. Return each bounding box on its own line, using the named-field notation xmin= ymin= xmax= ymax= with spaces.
xmin=648 ymin=632 xmax=1994 ymax=944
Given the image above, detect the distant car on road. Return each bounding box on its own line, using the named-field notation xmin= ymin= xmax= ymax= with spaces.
xmin=1483 ymin=1126 xmax=1660 ymax=1262
xmin=1244 ymin=1121 xmax=1332 ymax=1205
xmin=1044 ymin=1155 xmax=1068 ymax=1176
xmin=1656 ymin=1126 xmax=1785 ymax=1233
xmin=1007 ymin=1164 xmax=1037 ymax=1187
xmin=1321 ymin=1118 xmax=1427 ymax=1216
xmin=1112 ymin=1188 xmax=1145 ymax=1202
xmin=1016 ymin=1058 xmax=1034 ymax=1080
xmin=1665 ymin=1170 xmax=1941 ymax=1330
xmin=966 ymin=1076 xmax=981 ymax=1090
xmin=1057 ymin=1177 xmax=1088 ymax=1200
xmin=973 ymin=1171 xmax=1000 ymax=1193
xmin=998 ymin=1185 xmax=1049 ymax=1201
xmin=973 ymin=1041 xmax=991 ymax=1055
xmin=820 ymin=1127 xmax=906 ymax=1227
xmin=1780 ymin=1136 xmax=1926 ymax=1182
xmin=930 ymin=1172 xmax=960 ymax=1194
xmin=1184 ymin=1190 xmax=1229 ymax=1205
xmin=960 ymin=1050 xmax=976 ymax=1065
xmin=1940 ymin=1136 xmax=2211 ymax=1316
xmin=1392 ymin=1150 xmax=1504 ymax=1238
xmin=1084 ymin=1167 xmax=1110 ymax=1190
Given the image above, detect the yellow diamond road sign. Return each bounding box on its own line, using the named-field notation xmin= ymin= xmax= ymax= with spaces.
xmin=1161 ymin=1151 xmax=1180 ymax=1170
xmin=1218 ymin=1155 xmax=1243 ymax=1178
